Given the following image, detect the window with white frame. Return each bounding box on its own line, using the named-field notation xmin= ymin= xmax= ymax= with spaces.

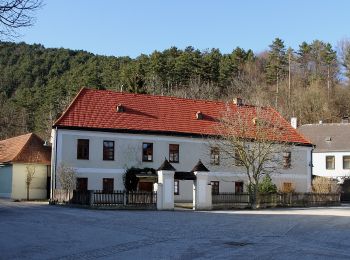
xmin=169 ymin=144 xmax=179 ymax=163
xmin=283 ymin=151 xmax=291 ymax=168
xmin=343 ymin=156 xmax=350 ymax=169
xmin=210 ymin=147 xmax=220 ymax=165
xmin=326 ymin=156 xmax=335 ymax=170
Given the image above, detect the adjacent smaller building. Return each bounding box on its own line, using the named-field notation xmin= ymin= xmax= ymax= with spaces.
xmin=0 ymin=133 xmax=51 ymax=199
xmin=299 ymin=122 xmax=350 ymax=181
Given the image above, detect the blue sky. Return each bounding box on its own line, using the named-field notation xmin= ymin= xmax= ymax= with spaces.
xmin=17 ymin=0 xmax=350 ymax=58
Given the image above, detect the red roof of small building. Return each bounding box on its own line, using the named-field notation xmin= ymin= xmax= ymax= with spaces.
xmin=54 ymin=88 xmax=312 ymax=146
xmin=0 ymin=133 xmax=51 ymax=164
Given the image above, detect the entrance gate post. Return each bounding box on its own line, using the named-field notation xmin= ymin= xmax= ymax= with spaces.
xmin=191 ymin=160 xmax=212 ymax=210
xmin=193 ymin=171 xmax=212 ymax=210
xmin=157 ymin=159 xmax=175 ymax=210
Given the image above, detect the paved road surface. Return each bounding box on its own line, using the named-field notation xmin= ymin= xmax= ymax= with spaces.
xmin=0 ymin=199 xmax=350 ymax=259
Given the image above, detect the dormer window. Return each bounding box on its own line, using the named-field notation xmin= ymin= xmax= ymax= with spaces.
xmin=252 ymin=117 xmax=258 ymax=126
xmin=116 ymin=104 xmax=124 ymax=112
xmin=196 ymin=111 xmax=203 ymax=120
xmin=233 ymin=97 xmax=243 ymax=106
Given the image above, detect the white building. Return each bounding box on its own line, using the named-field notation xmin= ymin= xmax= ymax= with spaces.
xmin=299 ymin=122 xmax=350 ymax=181
xmin=51 ymin=88 xmax=313 ymax=201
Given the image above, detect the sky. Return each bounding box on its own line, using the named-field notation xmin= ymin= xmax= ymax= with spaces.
xmin=16 ymin=0 xmax=350 ymax=58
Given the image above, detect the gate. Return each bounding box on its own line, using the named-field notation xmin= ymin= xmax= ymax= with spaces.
xmin=341 ymin=179 xmax=350 ymax=202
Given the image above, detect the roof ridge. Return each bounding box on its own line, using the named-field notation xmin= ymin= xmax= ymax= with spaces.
xmin=84 ymin=87 xmax=261 ymax=108
xmin=12 ymin=133 xmax=35 ymax=162
xmin=53 ymin=87 xmax=88 ymax=126
xmin=300 ymin=123 xmax=350 ymax=127
xmin=0 ymin=132 xmax=32 ymax=143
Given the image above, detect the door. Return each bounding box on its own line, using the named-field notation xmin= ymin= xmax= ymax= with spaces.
xmin=235 ymin=182 xmax=244 ymax=193
xmin=46 ymin=177 xmax=51 ymax=199
xmin=138 ymin=182 xmax=153 ymax=192
xmin=341 ymin=179 xmax=350 ymax=202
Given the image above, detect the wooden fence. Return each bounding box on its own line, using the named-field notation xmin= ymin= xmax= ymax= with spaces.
xmin=70 ymin=190 xmax=157 ymax=208
xmin=212 ymin=192 xmax=341 ymax=209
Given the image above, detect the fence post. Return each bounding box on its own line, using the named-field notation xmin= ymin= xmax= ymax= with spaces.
xmin=123 ymin=190 xmax=127 ymax=206
xmin=154 ymin=183 xmax=163 ymax=210
xmin=89 ymin=190 xmax=94 ymax=206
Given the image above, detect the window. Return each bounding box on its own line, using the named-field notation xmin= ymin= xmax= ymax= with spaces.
xmin=76 ymin=178 xmax=88 ymax=191
xmin=103 ymin=141 xmax=115 ymax=161
xmin=169 ymin=144 xmax=179 ymax=163
xmin=211 ymin=181 xmax=219 ymax=195
xmin=77 ymin=139 xmax=89 ymax=160
xmin=283 ymin=152 xmax=291 ymax=168
xmin=235 ymin=148 xmax=243 ymax=166
xmin=142 ymin=143 xmax=153 ymax=162
xmin=174 ymin=180 xmax=179 ymax=195
xmin=235 ymin=182 xmax=244 ymax=193
xmin=326 ymin=156 xmax=335 ymax=170
xmin=103 ymin=178 xmax=114 ymax=193
xmin=210 ymin=147 xmax=220 ymax=165
xmin=343 ymin=156 xmax=350 ymax=169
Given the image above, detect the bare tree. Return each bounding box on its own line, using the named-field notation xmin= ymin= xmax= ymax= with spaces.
xmin=57 ymin=163 xmax=77 ymax=202
xmin=25 ymin=165 xmax=35 ymax=201
xmin=215 ymin=105 xmax=292 ymax=206
xmin=0 ymin=0 xmax=42 ymax=37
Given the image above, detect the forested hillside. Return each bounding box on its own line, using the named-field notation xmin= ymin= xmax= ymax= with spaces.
xmin=1 ymin=38 xmax=350 ymax=140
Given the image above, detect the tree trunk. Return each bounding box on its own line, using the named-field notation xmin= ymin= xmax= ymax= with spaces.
xmin=27 ymin=185 xmax=30 ymax=201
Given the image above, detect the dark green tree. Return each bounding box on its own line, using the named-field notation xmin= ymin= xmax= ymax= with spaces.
xmin=266 ymin=38 xmax=287 ymax=85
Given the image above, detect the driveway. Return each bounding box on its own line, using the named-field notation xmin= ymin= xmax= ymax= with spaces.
xmin=0 ymin=199 xmax=350 ymax=259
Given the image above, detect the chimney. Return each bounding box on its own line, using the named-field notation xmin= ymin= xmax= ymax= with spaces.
xmin=341 ymin=116 xmax=349 ymax=124
xmin=291 ymin=117 xmax=297 ymax=129
xmin=233 ymin=97 xmax=243 ymax=106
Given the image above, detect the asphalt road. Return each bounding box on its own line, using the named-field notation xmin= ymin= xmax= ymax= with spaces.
xmin=0 ymin=199 xmax=350 ymax=259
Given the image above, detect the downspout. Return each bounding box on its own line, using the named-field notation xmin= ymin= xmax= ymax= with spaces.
xmin=50 ymin=127 xmax=58 ymax=201
xmin=309 ymin=145 xmax=315 ymax=192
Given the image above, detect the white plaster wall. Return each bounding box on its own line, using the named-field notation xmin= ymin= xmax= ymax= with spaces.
xmin=176 ymin=173 xmax=310 ymax=202
xmin=56 ymin=129 xmax=311 ymax=173
xmin=56 ymin=129 xmax=211 ymax=172
xmin=12 ymin=164 xmax=48 ymax=200
xmin=54 ymin=129 xmax=312 ymax=193
xmin=0 ymin=165 xmax=12 ymax=198
xmin=313 ymin=152 xmax=350 ymax=178
xmin=209 ymin=172 xmax=309 ymax=193
xmin=175 ymin=180 xmax=193 ymax=202
xmin=75 ymin=168 xmax=125 ymax=190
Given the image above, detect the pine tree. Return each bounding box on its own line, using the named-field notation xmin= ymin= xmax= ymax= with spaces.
xmin=265 ymin=38 xmax=287 ymax=85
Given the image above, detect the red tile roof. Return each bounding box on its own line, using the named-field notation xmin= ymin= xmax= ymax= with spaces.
xmin=54 ymin=88 xmax=311 ymax=146
xmin=0 ymin=133 xmax=51 ymax=164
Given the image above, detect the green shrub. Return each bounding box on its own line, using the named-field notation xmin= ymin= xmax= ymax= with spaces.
xmin=258 ymin=174 xmax=277 ymax=194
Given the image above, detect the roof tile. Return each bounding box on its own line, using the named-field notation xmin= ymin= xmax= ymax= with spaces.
xmin=0 ymin=133 xmax=51 ymax=164
xmin=54 ymin=88 xmax=311 ymax=145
